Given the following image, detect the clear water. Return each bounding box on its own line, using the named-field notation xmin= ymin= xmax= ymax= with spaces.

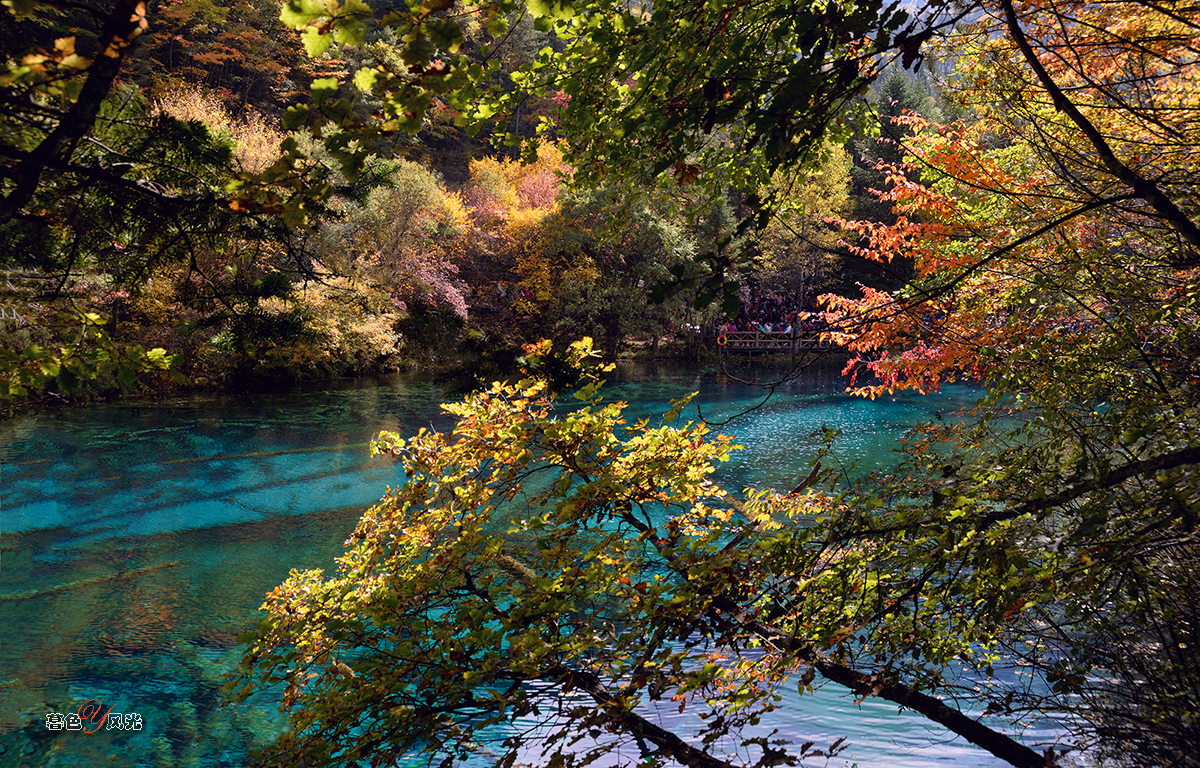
xmin=0 ymin=361 xmax=1040 ymax=767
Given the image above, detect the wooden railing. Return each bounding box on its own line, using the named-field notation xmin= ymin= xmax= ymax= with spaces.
xmin=715 ymin=330 xmax=837 ymax=353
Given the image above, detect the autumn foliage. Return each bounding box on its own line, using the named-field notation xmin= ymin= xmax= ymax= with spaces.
xmin=824 ymin=0 xmax=1200 ymax=398
xmin=817 ymin=2 xmax=1200 ymax=761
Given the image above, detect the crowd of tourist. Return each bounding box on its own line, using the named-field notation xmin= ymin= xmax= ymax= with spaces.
xmin=718 ymin=290 xmax=828 ymax=337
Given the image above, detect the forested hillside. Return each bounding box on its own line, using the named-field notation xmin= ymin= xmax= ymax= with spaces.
xmin=0 ymin=0 xmax=934 ymax=399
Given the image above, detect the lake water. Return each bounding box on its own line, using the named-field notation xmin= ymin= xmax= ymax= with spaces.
xmin=0 ymin=360 xmax=1043 ymax=767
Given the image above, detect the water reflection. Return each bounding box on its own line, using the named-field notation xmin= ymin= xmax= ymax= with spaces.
xmin=1 ymin=361 xmax=1010 ymax=767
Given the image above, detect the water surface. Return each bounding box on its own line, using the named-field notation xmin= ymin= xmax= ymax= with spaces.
xmin=1 ymin=361 xmax=1035 ymax=767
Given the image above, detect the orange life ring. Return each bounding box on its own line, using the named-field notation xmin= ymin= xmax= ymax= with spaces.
xmin=717 ymin=335 xmax=728 ymax=346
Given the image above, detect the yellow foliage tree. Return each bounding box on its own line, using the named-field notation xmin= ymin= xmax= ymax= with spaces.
xmin=325 ymin=161 xmax=470 ymax=320
xmin=752 ymin=146 xmax=852 ymax=305
xmin=154 ymin=85 xmax=284 ymax=173
xmin=459 ymin=144 xmax=571 ymax=310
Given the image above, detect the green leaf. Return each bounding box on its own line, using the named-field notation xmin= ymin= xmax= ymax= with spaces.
xmin=332 ymin=0 xmax=372 ymax=46
xmin=426 ymin=19 xmax=465 ymax=53
xmin=400 ymin=31 xmax=436 ymax=67
xmin=280 ymin=0 xmax=327 ymax=28
xmin=486 ymin=14 xmax=508 ymax=36
xmin=527 ymin=0 xmax=573 ymax=20
xmin=323 ymin=97 xmax=355 ymax=124
xmin=62 ymin=79 xmax=85 ymax=104
xmin=282 ymin=105 xmax=314 ymax=130
xmin=354 ymin=67 xmax=380 ymax=92
xmin=1 ymin=0 xmax=38 ymax=17
xmin=311 ymin=77 xmax=340 ymax=103
xmin=300 ymin=27 xmax=334 ymax=56
xmin=116 ymin=365 xmax=137 ymax=388
xmin=56 ymin=368 xmax=79 ymax=393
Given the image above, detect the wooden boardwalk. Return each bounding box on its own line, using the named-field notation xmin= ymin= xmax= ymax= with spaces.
xmin=716 ymin=330 xmax=838 ymax=354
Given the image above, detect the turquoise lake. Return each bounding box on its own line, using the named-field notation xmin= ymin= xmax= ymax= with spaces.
xmin=0 ymin=360 xmax=1052 ymax=767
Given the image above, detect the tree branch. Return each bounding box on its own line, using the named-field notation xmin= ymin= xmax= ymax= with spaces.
xmin=998 ymin=0 xmax=1200 ymax=260
xmin=545 ymin=663 xmax=746 ymax=768
xmin=616 ymin=505 xmax=1052 ymax=768
xmin=715 ymin=602 xmax=1054 ymax=768
xmin=1 ymin=0 xmax=149 ymax=223
xmin=985 ymin=443 xmax=1200 ymax=526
